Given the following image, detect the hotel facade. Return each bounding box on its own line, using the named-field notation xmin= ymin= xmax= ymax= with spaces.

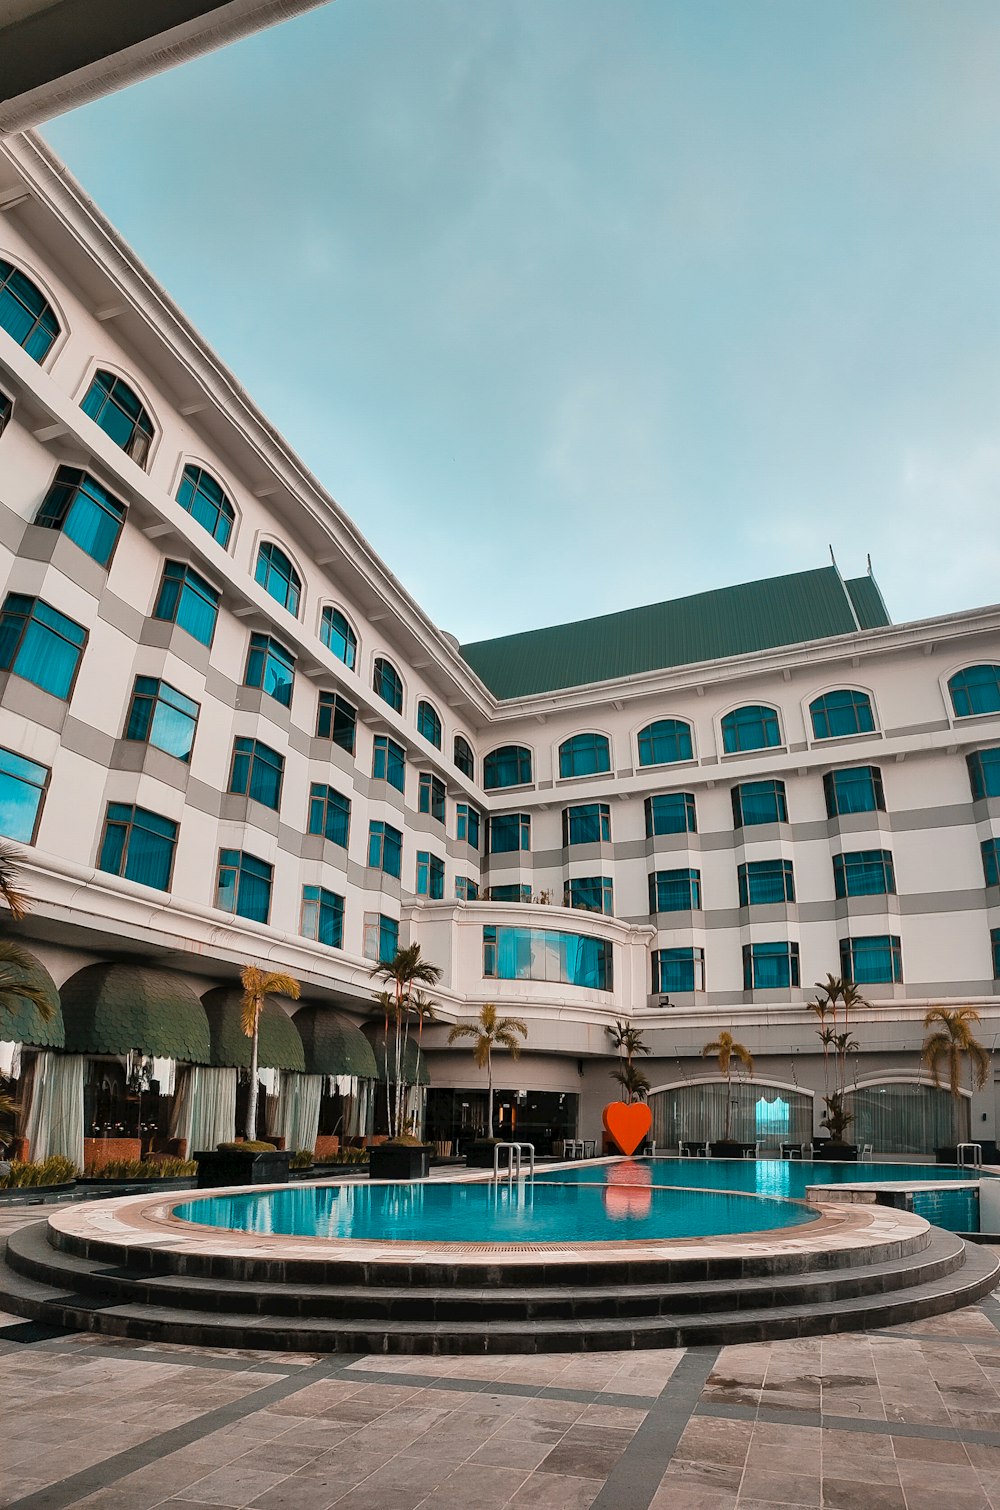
xmin=1 ymin=131 xmax=999 ymax=1165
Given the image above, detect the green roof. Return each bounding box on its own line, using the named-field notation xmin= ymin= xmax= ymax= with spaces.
xmin=202 ymin=988 xmax=305 ymax=1072
xmin=60 ymin=963 xmax=211 ymax=1061
xmin=363 ymin=1023 xmax=430 ymax=1086
xmin=293 ymin=1006 xmax=378 ymax=1079
xmin=460 ymin=565 xmax=891 ymax=699
xmin=0 ymin=948 xmax=63 ymax=1048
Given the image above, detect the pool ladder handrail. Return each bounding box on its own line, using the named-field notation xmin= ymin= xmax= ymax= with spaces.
xmin=957 ymin=1141 xmax=983 ymax=1167
xmin=492 ymin=1141 xmax=535 ymax=1185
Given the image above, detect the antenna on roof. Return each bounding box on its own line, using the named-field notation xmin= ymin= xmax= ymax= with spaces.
xmin=828 ymin=544 xmax=838 ymax=568
xmin=867 ymin=553 xmax=873 ymax=576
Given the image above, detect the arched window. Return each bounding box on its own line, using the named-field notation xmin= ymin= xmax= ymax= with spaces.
xmin=721 ymin=704 xmax=782 ymax=754
xmin=809 ymin=689 xmax=875 ymax=740
xmin=558 ymin=732 xmax=611 ymax=778
xmin=254 ymin=541 xmax=301 ymax=615
xmin=949 ymin=665 xmax=1000 ymax=719
xmin=416 ymin=699 xmax=442 ymax=748
xmin=176 ymin=464 xmax=234 ymax=548
xmin=0 ymin=259 xmax=59 ymax=362
xmin=483 ymin=745 xmax=532 ymax=789
xmin=80 ymin=370 xmax=154 ymax=467
xmin=320 ymin=606 xmax=357 ymax=669
xmin=637 ymin=718 xmax=693 ymax=767
xmin=454 ymin=734 xmax=475 ymax=779
xmin=373 ymin=656 xmax=403 ymax=713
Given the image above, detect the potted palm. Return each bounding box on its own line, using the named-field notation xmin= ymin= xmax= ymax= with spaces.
xmin=368 ymin=945 xmax=441 ymax=1180
xmin=810 ymin=976 xmax=868 ymax=1160
xmin=701 ymin=1031 xmax=753 ymax=1157
xmin=602 ymin=1021 xmax=652 ymax=1155
xmin=448 ymin=1003 xmax=528 ymax=1166
xmin=921 ymin=1006 xmax=991 ymax=1163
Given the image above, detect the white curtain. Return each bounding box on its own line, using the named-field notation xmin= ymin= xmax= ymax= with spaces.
xmin=275 ymin=1071 xmax=322 ymax=1151
xmin=171 ymin=1066 xmax=237 ymax=1152
xmin=335 ymin=1075 xmax=373 ymax=1139
xmin=23 ymin=1051 xmax=86 ymax=1166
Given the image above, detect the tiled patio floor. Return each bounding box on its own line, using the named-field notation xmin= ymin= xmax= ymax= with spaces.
xmin=4 ymin=1207 xmax=1000 ymax=1509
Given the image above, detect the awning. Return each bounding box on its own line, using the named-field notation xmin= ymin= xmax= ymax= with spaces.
xmin=293 ymin=1005 xmax=377 ymax=1080
xmin=60 ymin=962 xmax=210 ymax=1061
xmin=201 ymin=987 xmax=305 ymax=1072
xmin=362 ymin=1022 xmax=430 ymax=1086
xmin=0 ymin=947 xmax=63 ymax=1049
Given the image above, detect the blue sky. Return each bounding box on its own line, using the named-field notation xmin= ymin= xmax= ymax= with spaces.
xmin=43 ymin=0 xmax=1000 ymax=642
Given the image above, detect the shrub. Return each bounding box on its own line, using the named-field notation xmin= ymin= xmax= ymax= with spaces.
xmin=216 ymin=1140 xmax=276 ymax=1152
xmin=83 ymin=1157 xmax=197 ymax=1180
xmin=0 ymin=1155 xmax=78 ymax=1188
xmin=313 ymin=1145 xmax=368 ymax=1166
xmin=289 ymin=1149 xmax=314 ymax=1170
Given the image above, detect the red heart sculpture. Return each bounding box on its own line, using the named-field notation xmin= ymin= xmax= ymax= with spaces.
xmin=602 ymin=1101 xmax=652 ymax=1156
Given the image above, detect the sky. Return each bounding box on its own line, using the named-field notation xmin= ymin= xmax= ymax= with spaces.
xmin=41 ymin=0 xmax=1000 ymax=643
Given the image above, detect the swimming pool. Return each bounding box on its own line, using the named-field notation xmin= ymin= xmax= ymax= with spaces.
xmin=537 ymin=1158 xmax=994 ymax=1199
xmin=173 ymin=1178 xmax=817 ymax=1245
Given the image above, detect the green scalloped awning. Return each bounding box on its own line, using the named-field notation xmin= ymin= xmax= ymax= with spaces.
xmin=0 ymin=948 xmax=64 ymax=1049
xmin=202 ymin=988 xmax=305 ymax=1072
xmin=293 ymin=1006 xmax=377 ymax=1079
xmin=363 ymin=1023 xmax=430 ymax=1086
xmin=60 ymin=963 xmax=210 ymax=1061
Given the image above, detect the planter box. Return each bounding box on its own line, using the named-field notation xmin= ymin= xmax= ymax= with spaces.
xmin=194 ymin=1149 xmax=292 ymax=1188
xmin=465 ymin=1141 xmax=502 ymax=1169
xmin=77 ymin=1176 xmax=196 ymax=1192
xmin=0 ymin=1182 xmax=75 ymax=1204
xmin=369 ymin=1143 xmax=430 ymax=1181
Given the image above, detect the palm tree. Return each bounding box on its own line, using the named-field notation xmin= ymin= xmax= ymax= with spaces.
xmin=611 ymin=1060 xmax=650 ymax=1106
xmin=921 ymin=1006 xmax=991 ymax=1144
xmin=607 ymin=1020 xmax=650 ymax=1070
xmin=701 ymin=1031 xmax=754 ymax=1141
xmin=0 ymin=939 xmax=55 ymax=1033
xmin=370 ymin=945 xmax=442 ymax=1139
xmin=0 ymin=842 xmax=30 ymax=922
xmin=447 ymin=1003 xmax=527 ymax=1136
xmin=239 ymin=964 xmax=300 ymax=1141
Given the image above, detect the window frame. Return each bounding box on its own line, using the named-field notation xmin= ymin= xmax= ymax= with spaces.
xmin=456 ymin=802 xmax=481 ymax=849
xmin=418 ymin=772 xmax=446 ymax=824
xmin=315 ymin=690 xmax=357 ymax=753
xmin=368 ymin=819 xmax=403 ymax=878
xmin=79 ymin=367 xmax=155 ymax=468
xmin=228 ymin=735 xmax=284 ymax=811
xmin=216 ymin=848 xmax=273 ymax=924
xmin=648 ymin=868 xmax=702 ymax=913
xmin=34 ymin=466 xmax=128 ymax=569
xmin=372 ymin=734 xmax=405 ymax=791
xmin=319 ymin=604 xmax=358 ymax=670
xmin=645 ymin=792 xmax=697 ymax=836
xmin=244 ymin=632 xmax=296 ymax=708
xmin=454 ymin=734 xmax=475 ymax=780
xmin=809 ymin=688 xmax=877 ymax=741
xmin=0 ymin=389 xmax=12 ymax=438
xmin=301 ymin=885 xmax=345 ymax=949
xmin=839 ymin=934 xmax=903 ymax=985
xmin=175 ymin=462 xmax=236 ymax=548
xmin=483 ymin=744 xmax=533 ymax=790
xmin=652 ymin=947 xmax=705 ymax=994
xmin=731 ymin=779 xmax=788 ymax=828
xmin=564 ymin=876 xmax=614 ymax=914
xmin=0 ymin=744 xmax=49 ymax=844
xmin=0 ymin=593 xmax=87 ymax=702
xmin=307 ymin=782 xmax=351 ymax=848
xmin=562 ymin=802 xmax=611 ymax=846
xmin=948 ymin=664 xmax=1000 ymax=720
xmin=152 ymin=561 xmax=220 ymax=647
xmin=742 ymin=941 xmax=801 ymax=991
xmin=124 ymin=675 xmax=200 ymax=763
xmin=557 ymin=731 xmax=611 ymax=779
xmin=636 ymin=718 xmax=694 ymax=768
xmin=720 ymin=703 xmax=783 ymax=754
xmin=98 ymin=802 xmax=178 ymax=892
xmin=823 ymin=765 xmax=886 ymax=818
xmin=968 ymin=748 xmax=1000 ymax=801
xmin=833 ymin=849 xmax=896 ymax=898
xmin=416 ymin=850 xmax=445 ymax=899
xmin=372 ymin=655 xmax=404 ymax=713
xmin=737 ymin=858 xmax=795 ymax=907
xmin=416 ymin=699 xmax=443 ymax=749
xmin=363 ymin=912 xmax=399 ymax=964
xmin=254 ymin=540 xmax=302 ymax=617
xmin=0 ymin=256 xmax=61 ymax=363
xmin=488 ymin=812 xmax=531 ymax=854
xmin=982 ymin=838 xmax=1000 ymax=889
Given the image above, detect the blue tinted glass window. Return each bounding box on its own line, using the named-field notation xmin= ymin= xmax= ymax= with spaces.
xmin=368 ymin=820 xmax=402 ymax=877
xmin=153 ymin=561 xmax=219 ymax=646
xmin=372 ymin=735 xmax=405 ymax=791
xmin=564 ymin=876 xmax=613 ymax=914
xmin=373 ymin=656 xmax=403 ymax=712
xmin=558 ymin=733 xmax=611 ymax=778
xmin=364 ymin=913 xmax=399 ymax=964
xmin=254 ymin=542 xmax=301 ymax=615
xmin=968 ymin=749 xmax=1000 ymax=801
xmin=176 ymin=464 xmax=234 ymax=547
xmin=418 ymin=773 xmax=446 ymax=823
xmin=563 ymin=803 xmax=611 ymax=845
xmin=738 ymin=859 xmax=795 ymax=906
xmin=637 ymin=719 xmax=693 ymax=767
xmin=483 ymin=745 xmax=532 ymax=789
xmin=0 ymin=746 xmax=48 ymax=842
xmin=645 ymin=792 xmax=697 ymax=835
xmin=0 ymin=593 xmax=85 ymax=700
xmin=743 ymin=942 xmax=800 ymax=990
xmin=488 ymin=884 xmax=532 ymax=903
xmin=455 ymin=876 xmax=480 ymax=901
xmin=652 ymin=948 xmax=705 ymax=994
xmin=983 ymin=839 xmax=1000 ymax=888
xmin=217 ymin=849 xmax=272 ymax=923
xmin=301 ymin=885 xmax=344 ymax=948
xmin=80 ymin=370 xmax=154 ymax=467
xmin=840 ymin=934 xmax=902 ymax=985
xmin=992 ymin=928 xmax=1000 ymax=980
xmin=454 ymin=735 xmax=475 ymax=779
xmin=307 ymin=783 xmax=350 ymax=847
xmin=721 ymin=705 xmax=782 ymax=753
xmin=949 ymin=665 xmax=1000 ymax=718
xmin=416 ymin=851 xmax=445 ymax=899
xmin=0 ymin=260 xmax=58 ymax=361
xmin=99 ymin=803 xmax=177 ymax=891
xmin=35 ymin=467 xmax=126 ymax=567
xmin=649 ymin=869 xmax=701 ymax=912
xmin=833 ymin=849 xmax=896 ymax=898
xmin=489 ymin=813 xmax=530 ymax=853
xmin=316 ymin=691 xmax=356 ymax=753
xmin=456 ymin=803 xmax=481 ymax=848
xmin=228 ymin=737 xmax=283 ymax=810
xmin=320 ymin=606 xmax=356 ymax=669
xmin=417 ymin=700 xmax=442 ymax=748
xmin=731 ymin=780 xmax=787 ymax=827
xmin=810 ymin=690 xmax=876 ymax=739
xmin=124 ymin=676 xmax=198 ymax=762
xmin=824 ymin=765 xmax=885 ymax=817
xmin=244 ymin=633 xmax=295 ymax=707
xmin=482 ymin=926 xmax=612 ymax=991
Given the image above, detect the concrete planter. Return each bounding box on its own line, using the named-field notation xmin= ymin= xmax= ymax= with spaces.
xmin=709 ymin=1141 xmax=746 ymax=1159
xmin=369 ymin=1144 xmax=430 ymax=1181
xmin=465 ymin=1141 xmax=502 ymax=1169
xmin=194 ymin=1149 xmax=292 ymax=1188
xmin=816 ymin=1142 xmax=858 ymax=1162
xmin=0 ymin=1182 xmax=75 ymax=1204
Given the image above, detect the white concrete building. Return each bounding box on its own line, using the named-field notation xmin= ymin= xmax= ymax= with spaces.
xmin=1 ymin=130 xmax=999 ymax=1163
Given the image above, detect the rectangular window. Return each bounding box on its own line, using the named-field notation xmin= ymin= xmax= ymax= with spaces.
xmin=35 ymin=466 xmax=126 ymax=568
xmin=372 ymin=734 xmax=405 ymax=792
xmin=992 ymin=927 xmax=1000 ymax=980
xmin=743 ymin=942 xmax=800 ymax=990
xmin=418 ymin=772 xmax=446 ymax=823
xmin=564 ymin=876 xmax=613 ymax=914
xmin=563 ymin=803 xmax=611 ymax=846
xmin=983 ymin=839 xmax=1000 ymax=889
xmin=652 ymin=947 xmax=705 ymax=994
xmin=489 ymin=813 xmax=530 ymax=853
xmin=416 ymin=850 xmax=445 ymax=899
xmin=840 ymin=934 xmax=902 ymax=985
xmin=364 ymin=912 xmax=398 ymax=964
xmin=153 ymin=561 xmax=219 ymax=646
xmin=99 ymin=803 xmax=178 ymax=891
xmin=645 ymin=792 xmax=697 ymax=836
xmin=482 ymin=925 xmax=613 ymax=991
xmin=0 ymin=390 xmax=12 ymax=438
xmin=968 ymin=749 xmax=1000 ymax=801
xmin=489 ymin=884 xmax=532 ymax=903
xmin=124 ymin=675 xmax=199 ymax=762
xmin=244 ymin=633 xmax=295 ymax=707
xmin=228 ymin=736 xmax=284 ymax=810
xmin=217 ymin=848 xmax=272 ymax=923
xmin=307 ymin=783 xmax=350 ymax=847
xmin=456 ymin=802 xmax=481 ymax=849
xmin=301 ymin=885 xmax=344 ymax=948
xmin=823 ymin=765 xmax=885 ymax=818
xmin=833 ymin=849 xmax=896 ymax=898
xmin=0 ymin=593 xmax=86 ymax=700
xmin=368 ymin=820 xmax=402 ymax=878
xmin=738 ymin=859 xmax=795 ymax=907
xmin=316 ymin=691 xmax=357 ymax=753
xmin=648 ymin=868 xmax=701 ymax=913
xmin=0 ymin=746 xmax=48 ymax=842
xmin=731 ymin=780 xmax=788 ymax=828
xmin=455 ymin=876 xmax=479 ymax=901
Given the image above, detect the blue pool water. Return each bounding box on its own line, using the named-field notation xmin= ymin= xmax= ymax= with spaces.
xmin=537 ymin=1158 xmax=993 ymax=1200
xmin=174 ymin=1179 xmax=816 ymax=1244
